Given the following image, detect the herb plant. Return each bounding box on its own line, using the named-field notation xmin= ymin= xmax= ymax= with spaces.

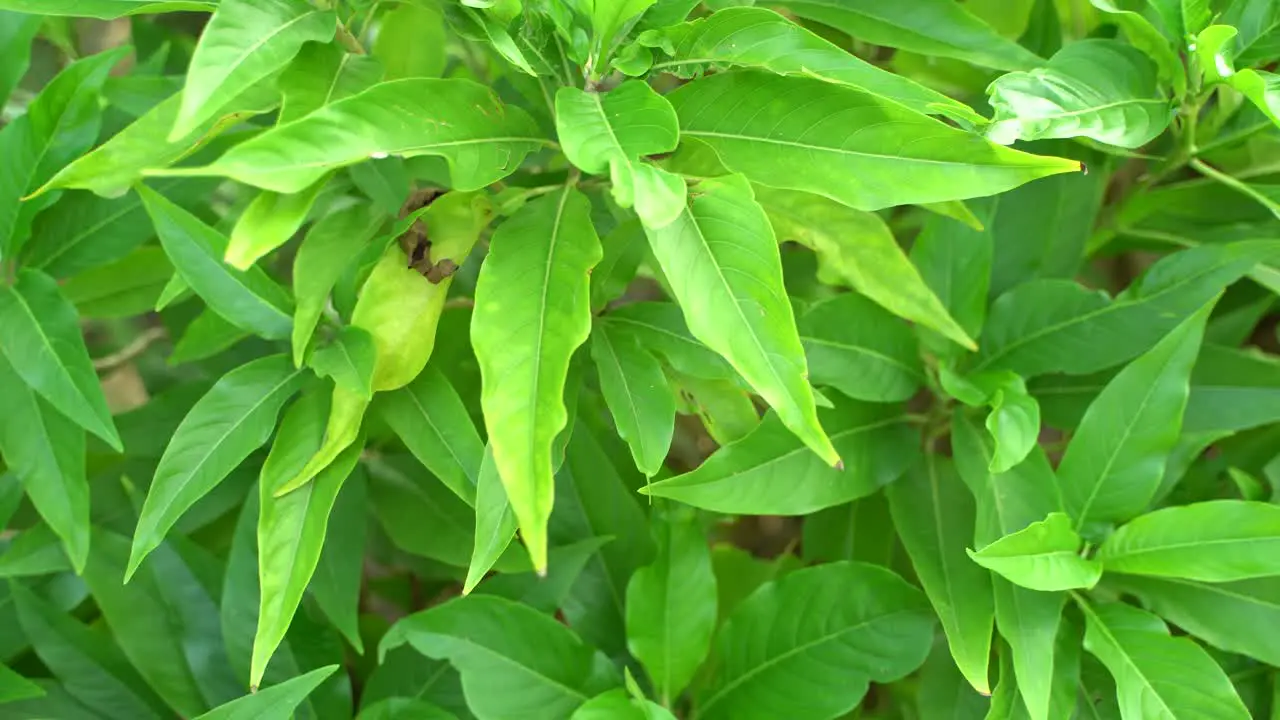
xmin=2 ymin=0 xmax=1280 ymax=717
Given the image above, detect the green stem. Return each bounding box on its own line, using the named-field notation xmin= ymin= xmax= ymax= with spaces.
xmin=1189 ymin=157 xmax=1280 ymax=218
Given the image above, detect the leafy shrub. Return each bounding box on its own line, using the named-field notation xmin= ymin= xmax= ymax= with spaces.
xmin=2 ymin=0 xmax=1280 ymax=717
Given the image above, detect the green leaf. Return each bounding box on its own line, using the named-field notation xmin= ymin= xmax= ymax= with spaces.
xmin=643 ymin=6 xmax=980 ymax=121
xmin=976 ymin=241 xmax=1275 ymax=378
xmin=0 ymin=349 xmax=88 ymax=572
xmin=887 ymin=454 xmax=995 ymax=694
xmin=589 ymin=0 xmax=656 ymax=57
xmin=465 ymin=445 xmax=519 ymax=594
xmin=39 ymin=86 xmax=278 ymax=198
xmin=0 ymin=12 xmax=40 ymax=108
xmin=572 ymin=689 xmax=675 ymax=720
xmin=644 ymin=395 xmax=915 ymax=514
xmin=670 ymin=72 xmax=1080 ymax=211
xmin=917 ymin=640 xmax=990 ymax=720
xmin=170 ymin=309 xmax=251 ymax=365
xmin=1088 ymin=0 xmax=1186 ymax=97
xmin=224 ymin=178 xmax=330 ymax=270
xmin=0 ymin=47 xmax=125 ymax=259
xmin=758 ymin=186 xmax=975 ymax=350
xmin=377 ymin=365 xmax=485 ymax=506
xmin=380 ymin=595 xmax=618 ymax=720
xmin=129 ymin=354 xmax=305 ymax=579
xmin=309 ymin=326 xmax=377 ymax=400
xmin=473 ymin=186 xmax=601 ymax=572
xmin=603 ymin=302 xmax=735 ymax=381
xmin=168 ymin=79 xmax=544 ymax=194
xmin=1057 ymin=301 xmax=1212 ymax=531
xmin=644 ymin=174 xmax=836 ymax=464
xmin=556 ymin=81 xmax=685 ymax=228
xmin=279 ymin=42 xmax=383 ymax=123
xmin=194 ymin=665 xmax=339 ymax=719
xmin=12 ymin=581 xmax=170 ymax=720
xmin=139 ymin=183 xmax=294 ymax=340
xmin=82 ymin=530 xmax=239 ymax=717
xmin=0 ymin=269 xmax=121 ymax=450
xmin=695 ymin=561 xmax=934 ymax=720
xmin=952 ymin=412 xmax=1069 ymax=720
xmin=591 ymin=322 xmax=675 ymax=477
xmin=797 ymin=293 xmax=924 ymax=403
xmin=0 ymin=0 xmax=214 ymax=17
xmin=911 ymin=207 xmax=995 ymax=359
xmin=769 ymin=0 xmax=1043 ymax=70
xmin=310 ymin=465 xmax=367 ymax=652
xmin=0 ymin=524 xmax=71 ymax=578
xmin=359 ymin=698 xmax=458 ymax=720
xmin=1222 ymin=0 xmax=1280 ymax=65
xmin=291 ymin=203 xmax=385 ymax=364
xmin=986 ymin=375 xmax=1042 ymax=474
xmin=1097 ymin=500 xmax=1280 ymax=581
xmin=0 ymin=663 xmax=43 ymax=704
xmin=987 ymin=40 xmax=1172 ymax=149
xmin=371 ymin=2 xmax=446 ymax=80
xmin=171 ymin=0 xmax=335 ymax=139
xmin=968 ymin=513 xmax=1102 ymax=592
xmin=625 ymin=513 xmax=717 ymax=703
xmin=61 ymin=246 xmax=173 ymax=319
xmin=591 ymin=218 xmax=646 ymax=312
xmin=253 ymin=388 xmax=363 ymax=688
xmin=1104 ymin=575 xmax=1280 ymax=666
xmin=1079 ymin=602 xmax=1249 ymax=720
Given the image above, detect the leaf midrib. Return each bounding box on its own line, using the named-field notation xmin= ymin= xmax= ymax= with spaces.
xmin=683 ymin=130 xmax=1058 ymax=170
xmin=1104 ymin=535 xmax=1280 ymax=564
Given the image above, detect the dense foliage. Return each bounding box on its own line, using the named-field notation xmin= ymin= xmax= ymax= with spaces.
xmin=3 ymin=0 xmax=1280 ymax=717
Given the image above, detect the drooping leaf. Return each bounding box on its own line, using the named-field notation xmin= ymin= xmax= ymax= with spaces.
xmin=171 ymin=0 xmax=336 ymax=139
xmin=0 ymin=47 xmax=125 ymax=259
xmin=309 ymin=325 xmax=377 ymax=400
xmin=472 ymin=186 xmax=601 ymax=572
xmin=591 ymin=322 xmax=675 ymax=477
xmin=194 ymin=665 xmax=339 ymax=720
xmin=968 ymin=512 xmax=1102 ymax=592
xmin=1056 ymin=301 xmax=1212 ymax=531
xmin=887 ymin=454 xmax=995 ymax=694
xmin=1079 ymin=601 xmax=1250 ymax=720
xmin=644 ymin=395 xmax=915 ymax=514
xmin=1098 ymin=500 xmax=1280 ymax=581
xmin=556 ymin=81 xmax=685 ymax=228
xmin=625 ymin=512 xmax=717 ymax=704
xmin=165 ymin=79 xmax=544 ymax=193
xmin=768 ymin=0 xmax=1044 ymax=70
xmin=0 ymin=269 xmax=120 ymax=450
xmin=669 ymin=72 xmax=1080 ymax=212
xmin=643 ymin=6 xmax=980 ymax=121
xmin=0 ymin=350 xmax=88 ymax=572
xmin=252 ymin=387 xmax=363 ymax=688
xmin=380 ymin=595 xmax=619 ymax=720
xmin=643 ymin=174 xmax=836 ymax=465
xmin=224 ymin=176 xmax=330 ymax=270
xmin=129 ymin=354 xmax=305 ymax=579
xmin=465 ymin=445 xmax=519 ymax=594
xmin=139 ymin=184 xmax=294 ymax=340
xmin=797 ymin=292 xmax=924 ymax=403
xmin=694 ymin=561 xmax=934 ymax=720
xmin=987 ymin=40 xmax=1172 ymax=149
xmin=758 ymin=186 xmax=974 ymax=350
xmin=309 ymin=465 xmax=366 ymax=652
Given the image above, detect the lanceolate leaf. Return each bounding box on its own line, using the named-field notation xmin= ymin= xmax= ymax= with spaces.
xmin=139 ymin=184 xmax=294 ymax=340
xmin=129 ymin=355 xmax=305 ymax=579
xmin=887 ymin=454 xmax=995 ymax=694
xmin=194 ymin=665 xmax=339 ymax=720
xmin=644 ymin=395 xmax=915 ymax=514
xmin=968 ymin=512 xmax=1102 ymax=592
xmin=625 ymin=513 xmax=717 ymax=704
xmin=590 ymin=322 xmax=675 ymax=477
xmin=0 ymin=0 xmax=215 ymax=18
xmin=768 ymin=0 xmax=1043 ymax=71
xmin=797 ymin=293 xmax=924 ymax=403
xmin=555 ymin=81 xmax=685 ymax=227
xmin=1057 ymin=302 xmax=1212 ymax=531
xmin=695 ymin=562 xmax=934 ymax=720
xmin=0 ymin=270 xmax=120 ymax=450
xmin=472 ymin=186 xmax=601 ymax=572
xmin=0 ymin=356 xmax=85 ymax=571
xmin=669 ymin=72 xmax=1080 ymax=212
xmin=380 ymin=595 xmax=618 ymax=720
xmin=254 ymin=389 xmax=363 ymax=689
xmin=166 ymin=79 xmax=544 ymax=194
xmin=0 ymin=47 xmax=125 ymax=259
xmin=310 ymin=467 xmax=367 ymax=651
xmin=465 ymin=445 xmax=519 ymax=594
xmin=1088 ymin=0 xmax=1186 ymax=97
xmin=603 ymin=302 xmax=735 ymax=381
xmin=224 ymin=176 xmax=330 ymax=270
xmin=988 ymin=40 xmax=1172 ymax=149
xmin=644 ymin=174 xmax=836 ymax=465
xmin=643 ymin=7 xmax=978 ymax=121
xmin=0 ymin=12 xmax=41 ymax=109
xmin=171 ymin=0 xmax=336 ymax=139
xmin=278 ymin=42 xmax=383 ymax=124
xmin=1079 ymin=602 xmax=1249 ymax=720
xmin=758 ymin=186 xmax=974 ymax=350
xmin=1097 ymin=500 xmax=1280 ymax=581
